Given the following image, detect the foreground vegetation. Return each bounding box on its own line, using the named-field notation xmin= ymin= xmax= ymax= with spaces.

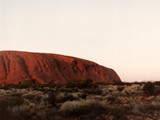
xmin=0 ymin=80 xmax=160 ymax=120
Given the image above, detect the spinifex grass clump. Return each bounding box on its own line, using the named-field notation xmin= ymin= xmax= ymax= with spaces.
xmin=59 ymin=99 xmax=105 ymax=116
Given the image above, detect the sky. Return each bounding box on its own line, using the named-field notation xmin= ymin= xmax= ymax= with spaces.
xmin=0 ymin=0 xmax=160 ymax=82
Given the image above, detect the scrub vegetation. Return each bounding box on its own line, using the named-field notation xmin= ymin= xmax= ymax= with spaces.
xmin=0 ymin=80 xmax=160 ymax=120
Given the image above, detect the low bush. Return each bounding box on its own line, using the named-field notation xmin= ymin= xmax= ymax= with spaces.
xmin=117 ymin=86 xmax=125 ymax=92
xmin=106 ymin=105 xmax=132 ymax=120
xmin=78 ymin=79 xmax=94 ymax=89
xmin=143 ymin=82 xmax=155 ymax=95
xmin=0 ymin=97 xmax=24 ymax=120
xmin=107 ymin=95 xmax=117 ymax=104
xmin=154 ymin=87 xmax=160 ymax=95
xmin=83 ymin=87 xmax=103 ymax=95
xmin=47 ymin=92 xmax=56 ymax=106
xmin=59 ymin=99 xmax=105 ymax=116
xmin=66 ymin=79 xmax=96 ymax=89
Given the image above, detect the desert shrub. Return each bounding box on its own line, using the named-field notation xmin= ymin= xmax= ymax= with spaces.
xmin=64 ymin=93 xmax=75 ymax=101
xmin=12 ymin=93 xmax=23 ymax=98
xmin=8 ymin=97 xmax=24 ymax=107
xmin=66 ymin=79 xmax=96 ymax=89
xmin=56 ymin=92 xmax=78 ymax=103
xmin=56 ymin=93 xmax=65 ymax=103
xmin=78 ymin=93 xmax=87 ymax=99
xmin=77 ymin=79 xmax=94 ymax=89
xmin=22 ymin=92 xmax=45 ymax=104
xmin=59 ymin=99 xmax=105 ymax=116
xmin=65 ymin=81 xmax=79 ymax=88
xmin=35 ymin=95 xmax=42 ymax=102
xmin=93 ymin=88 xmax=103 ymax=95
xmin=0 ymin=97 xmax=24 ymax=108
xmin=143 ymin=82 xmax=155 ymax=95
xmin=83 ymin=87 xmax=103 ymax=95
xmin=139 ymin=104 xmax=160 ymax=112
xmin=154 ymin=87 xmax=160 ymax=95
xmin=108 ymin=89 xmax=113 ymax=93
xmin=153 ymin=81 xmax=160 ymax=86
xmin=47 ymin=92 xmax=56 ymax=106
xmin=10 ymin=103 xmax=58 ymax=120
xmin=58 ymin=86 xmax=73 ymax=92
xmin=107 ymin=95 xmax=117 ymax=104
xmin=23 ymin=94 xmax=35 ymax=101
xmin=112 ymin=82 xmax=123 ymax=86
xmin=38 ymin=83 xmax=56 ymax=88
xmin=0 ymin=97 xmax=24 ymax=120
xmin=107 ymin=106 xmax=132 ymax=120
xmin=117 ymin=86 xmax=125 ymax=92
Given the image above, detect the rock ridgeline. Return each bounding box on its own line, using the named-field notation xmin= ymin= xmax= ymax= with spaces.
xmin=0 ymin=51 xmax=121 ymax=84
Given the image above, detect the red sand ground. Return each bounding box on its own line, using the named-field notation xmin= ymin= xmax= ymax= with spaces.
xmin=0 ymin=51 xmax=121 ymax=84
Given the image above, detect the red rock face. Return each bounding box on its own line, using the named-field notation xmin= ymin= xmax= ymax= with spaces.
xmin=0 ymin=51 xmax=121 ymax=84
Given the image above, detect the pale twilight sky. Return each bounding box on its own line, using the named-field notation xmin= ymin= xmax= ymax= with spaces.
xmin=0 ymin=0 xmax=160 ymax=82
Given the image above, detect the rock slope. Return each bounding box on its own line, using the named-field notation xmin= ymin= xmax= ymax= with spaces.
xmin=0 ymin=51 xmax=121 ymax=84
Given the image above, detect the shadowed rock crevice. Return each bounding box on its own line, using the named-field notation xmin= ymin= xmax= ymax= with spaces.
xmin=0 ymin=56 xmax=8 ymax=83
xmin=0 ymin=51 xmax=121 ymax=84
xmin=16 ymin=55 xmax=31 ymax=78
xmin=0 ymin=56 xmax=7 ymax=81
xmin=4 ymin=55 xmax=10 ymax=76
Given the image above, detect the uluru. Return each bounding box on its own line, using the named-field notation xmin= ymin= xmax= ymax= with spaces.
xmin=0 ymin=51 xmax=121 ymax=84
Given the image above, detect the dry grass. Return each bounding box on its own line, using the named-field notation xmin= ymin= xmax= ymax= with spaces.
xmin=59 ymin=99 xmax=105 ymax=116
